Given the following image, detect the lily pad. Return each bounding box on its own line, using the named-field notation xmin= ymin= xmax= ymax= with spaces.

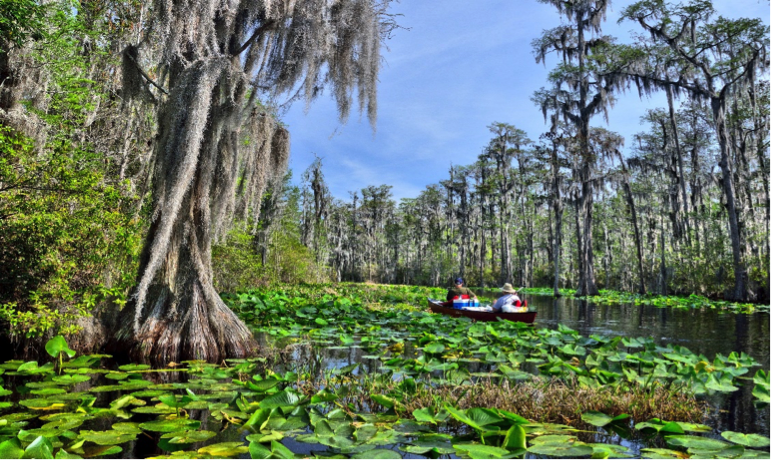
xmin=81 ymin=430 xmax=138 ymax=445
xmin=527 ymin=442 xmax=593 ymax=458
xmin=666 ymin=435 xmax=730 ymax=450
xmin=581 ymin=411 xmax=629 ymax=427
xmin=162 ymin=430 xmax=217 ymax=444
xmin=118 ymin=364 xmax=151 ymax=372
xmin=350 ymin=449 xmax=401 ymax=459
xmin=453 ymin=443 xmax=513 ymax=459
xmin=197 ymin=442 xmax=249 ymax=457
xmin=720 ymin=432 xmax=770 ymax=448
xmin=139 ymin=419 xmax=201 ymax=433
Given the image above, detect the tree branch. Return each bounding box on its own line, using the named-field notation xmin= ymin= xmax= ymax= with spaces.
xmin=233 ymin=20 xmax=276 ymax=56
xmin=125 ymin=53 xmax=168 ymax=95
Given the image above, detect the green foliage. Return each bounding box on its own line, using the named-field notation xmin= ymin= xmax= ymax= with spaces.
xmin=0 ymin=125 xmax=140 ymax=337
xmin=0 ymin=0 xmax=45 ymax=48
xmin=0 ymin=3 xmax=144 ymax=338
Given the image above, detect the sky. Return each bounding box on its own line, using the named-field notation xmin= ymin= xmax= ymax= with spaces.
xmin=280 ymin=0 xmax=770 ymax=201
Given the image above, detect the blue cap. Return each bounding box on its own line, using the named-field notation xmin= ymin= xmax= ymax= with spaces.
xmin=454 ymin=277 xmax=464 ymax=284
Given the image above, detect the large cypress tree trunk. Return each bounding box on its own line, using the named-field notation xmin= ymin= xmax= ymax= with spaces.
xmin=111 ymin=62 xmax=257 ymax=365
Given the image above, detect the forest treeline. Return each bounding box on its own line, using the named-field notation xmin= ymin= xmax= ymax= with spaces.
xmin=0 ymin=0 xmax=768 ymax=348
xmin=251 ymin=1 xmax=770 ymax=303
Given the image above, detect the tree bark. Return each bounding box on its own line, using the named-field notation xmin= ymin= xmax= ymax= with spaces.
xmin=712 ymin=95 xmax=747 ymax=301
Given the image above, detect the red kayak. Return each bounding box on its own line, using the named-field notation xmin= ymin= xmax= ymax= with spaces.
xmin=427 ymin=298 xmax=537 ymax=323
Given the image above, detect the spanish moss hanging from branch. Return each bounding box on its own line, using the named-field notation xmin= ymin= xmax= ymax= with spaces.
xmin=111 ymin=0 xmax=395 ymax=365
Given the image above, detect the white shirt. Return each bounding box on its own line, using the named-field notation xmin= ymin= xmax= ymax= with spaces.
xmin=493 ymin=293 xmax=520 ymax=311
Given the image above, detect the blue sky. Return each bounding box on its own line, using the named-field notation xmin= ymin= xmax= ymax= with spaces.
xmin=280 ymin=0 xmax=769 ymax=201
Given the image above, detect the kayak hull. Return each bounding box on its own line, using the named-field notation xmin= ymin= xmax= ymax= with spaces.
xmin=427 ymin=299 xmax=537 ymax=323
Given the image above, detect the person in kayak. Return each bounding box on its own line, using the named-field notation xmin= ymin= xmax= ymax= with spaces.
xmin=446 ymin=277 xmax=478 ymax=309
xmin=492 ymin=283 xmax=527 ymax=313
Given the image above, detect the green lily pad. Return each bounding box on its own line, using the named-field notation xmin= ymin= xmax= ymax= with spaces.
xmin=197 ymin=442 xmax=249 ymax=457
xmin=588 ymin=443 xmax=632 ymax=458
xmin=118 ymin=364 xmax=151 ymax=372
xmin=453 ymin=443 xmax=513 ymax=459
xmin=640 ymin=447 xmax=690 ymax=458
xmin=688 ymin=444 xmax=745 ymax=459
xmin=51 ymin=375 xmax=91 ymax=385
xmin=423 ymin=342 xmax=445 ymax=354
xmin=81 ymin=445 xmax=122 ymax=457
xmin=666 ymin=435 xmax=730 ymax=450
xmin=720 ymin=432 xmax=770 ymax=448
xmin=245 ymin=431 xmax=284 ymax=443
xmin=139 ymin=419 xmax=201 ymax=432
xmin=30 ymin=388 xmax=67 ymax=396
xmin=581 ymin=411 xmax=629 ymax=427
xmin=162 ymin=430 xmax=217 ymax=444
xmin=248 ymin=442 xmax=271 ymax=459
xmin=350 ymin=449 xmax=401 ymax=459
xmin=81 ymin=430 xmax=138 ymax=445
xmin=112 ymin=422 xmax=142 ymax=433
xmin=19 ymin=398 xmax=67 ymax=411
xmin=131 ymin=405 xmax=176 ymax=414
xmin=527 ymin=442 xmax=593 ymax=458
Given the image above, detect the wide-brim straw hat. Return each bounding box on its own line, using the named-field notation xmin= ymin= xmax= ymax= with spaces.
xmin=501 ymin=283 xmax=517 ymax=294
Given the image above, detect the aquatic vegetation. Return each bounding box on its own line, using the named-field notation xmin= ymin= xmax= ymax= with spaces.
xmin=226 ymin=286 xmax=767 ymax=403
xmin=1 ymin=295 xmax=769 ymax=458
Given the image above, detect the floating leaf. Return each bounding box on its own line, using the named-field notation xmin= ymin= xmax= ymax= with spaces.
xmin=588 ymin=443 xmax=632 ymax=458
xmin=163 ymin=430 xmax=217 ymax=444
xmin=245 ymin=432 xmax=283 ymax=444
xmin=118 ymin=364 xmax=150 ymax=372
xmin=720 ymin=431 xmax=770 ymax=448
xmin=350 ymin=449 xmax=401 ymax=459
xmin=423 ymin=342 xmax=445 ymax=354
xmin=666 ymin=435 xmax=730 ymax=450
xmin=81 ymin=430 xmax=138 ymax=445
xmin=453 ymin=443 xmax=512 ymax=459
xmin=112 ymin=423 xmax=142 ymax=434
xmin=269 ymin=440 xmax=294 ymax=459
xmin=527 ymin=442 xmax=593 ymax=458
xmin=197 ymin=442 xmax=249 ymax=457
xmin=139 ymin=419 xmax=201 ymax=433
xmin=81 ymin=445 xmax=122 ymax=457
xmin=640 ymin=448 xmax=690 ymax=458
xmin=581 ymin=411 xmax=629 ymax=427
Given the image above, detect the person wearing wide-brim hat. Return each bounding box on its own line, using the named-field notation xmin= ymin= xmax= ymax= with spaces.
xmin=500 ymin=283 xmax=517 ymax=294
xmin=493 ymin=283 xmax=525 ymax=312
